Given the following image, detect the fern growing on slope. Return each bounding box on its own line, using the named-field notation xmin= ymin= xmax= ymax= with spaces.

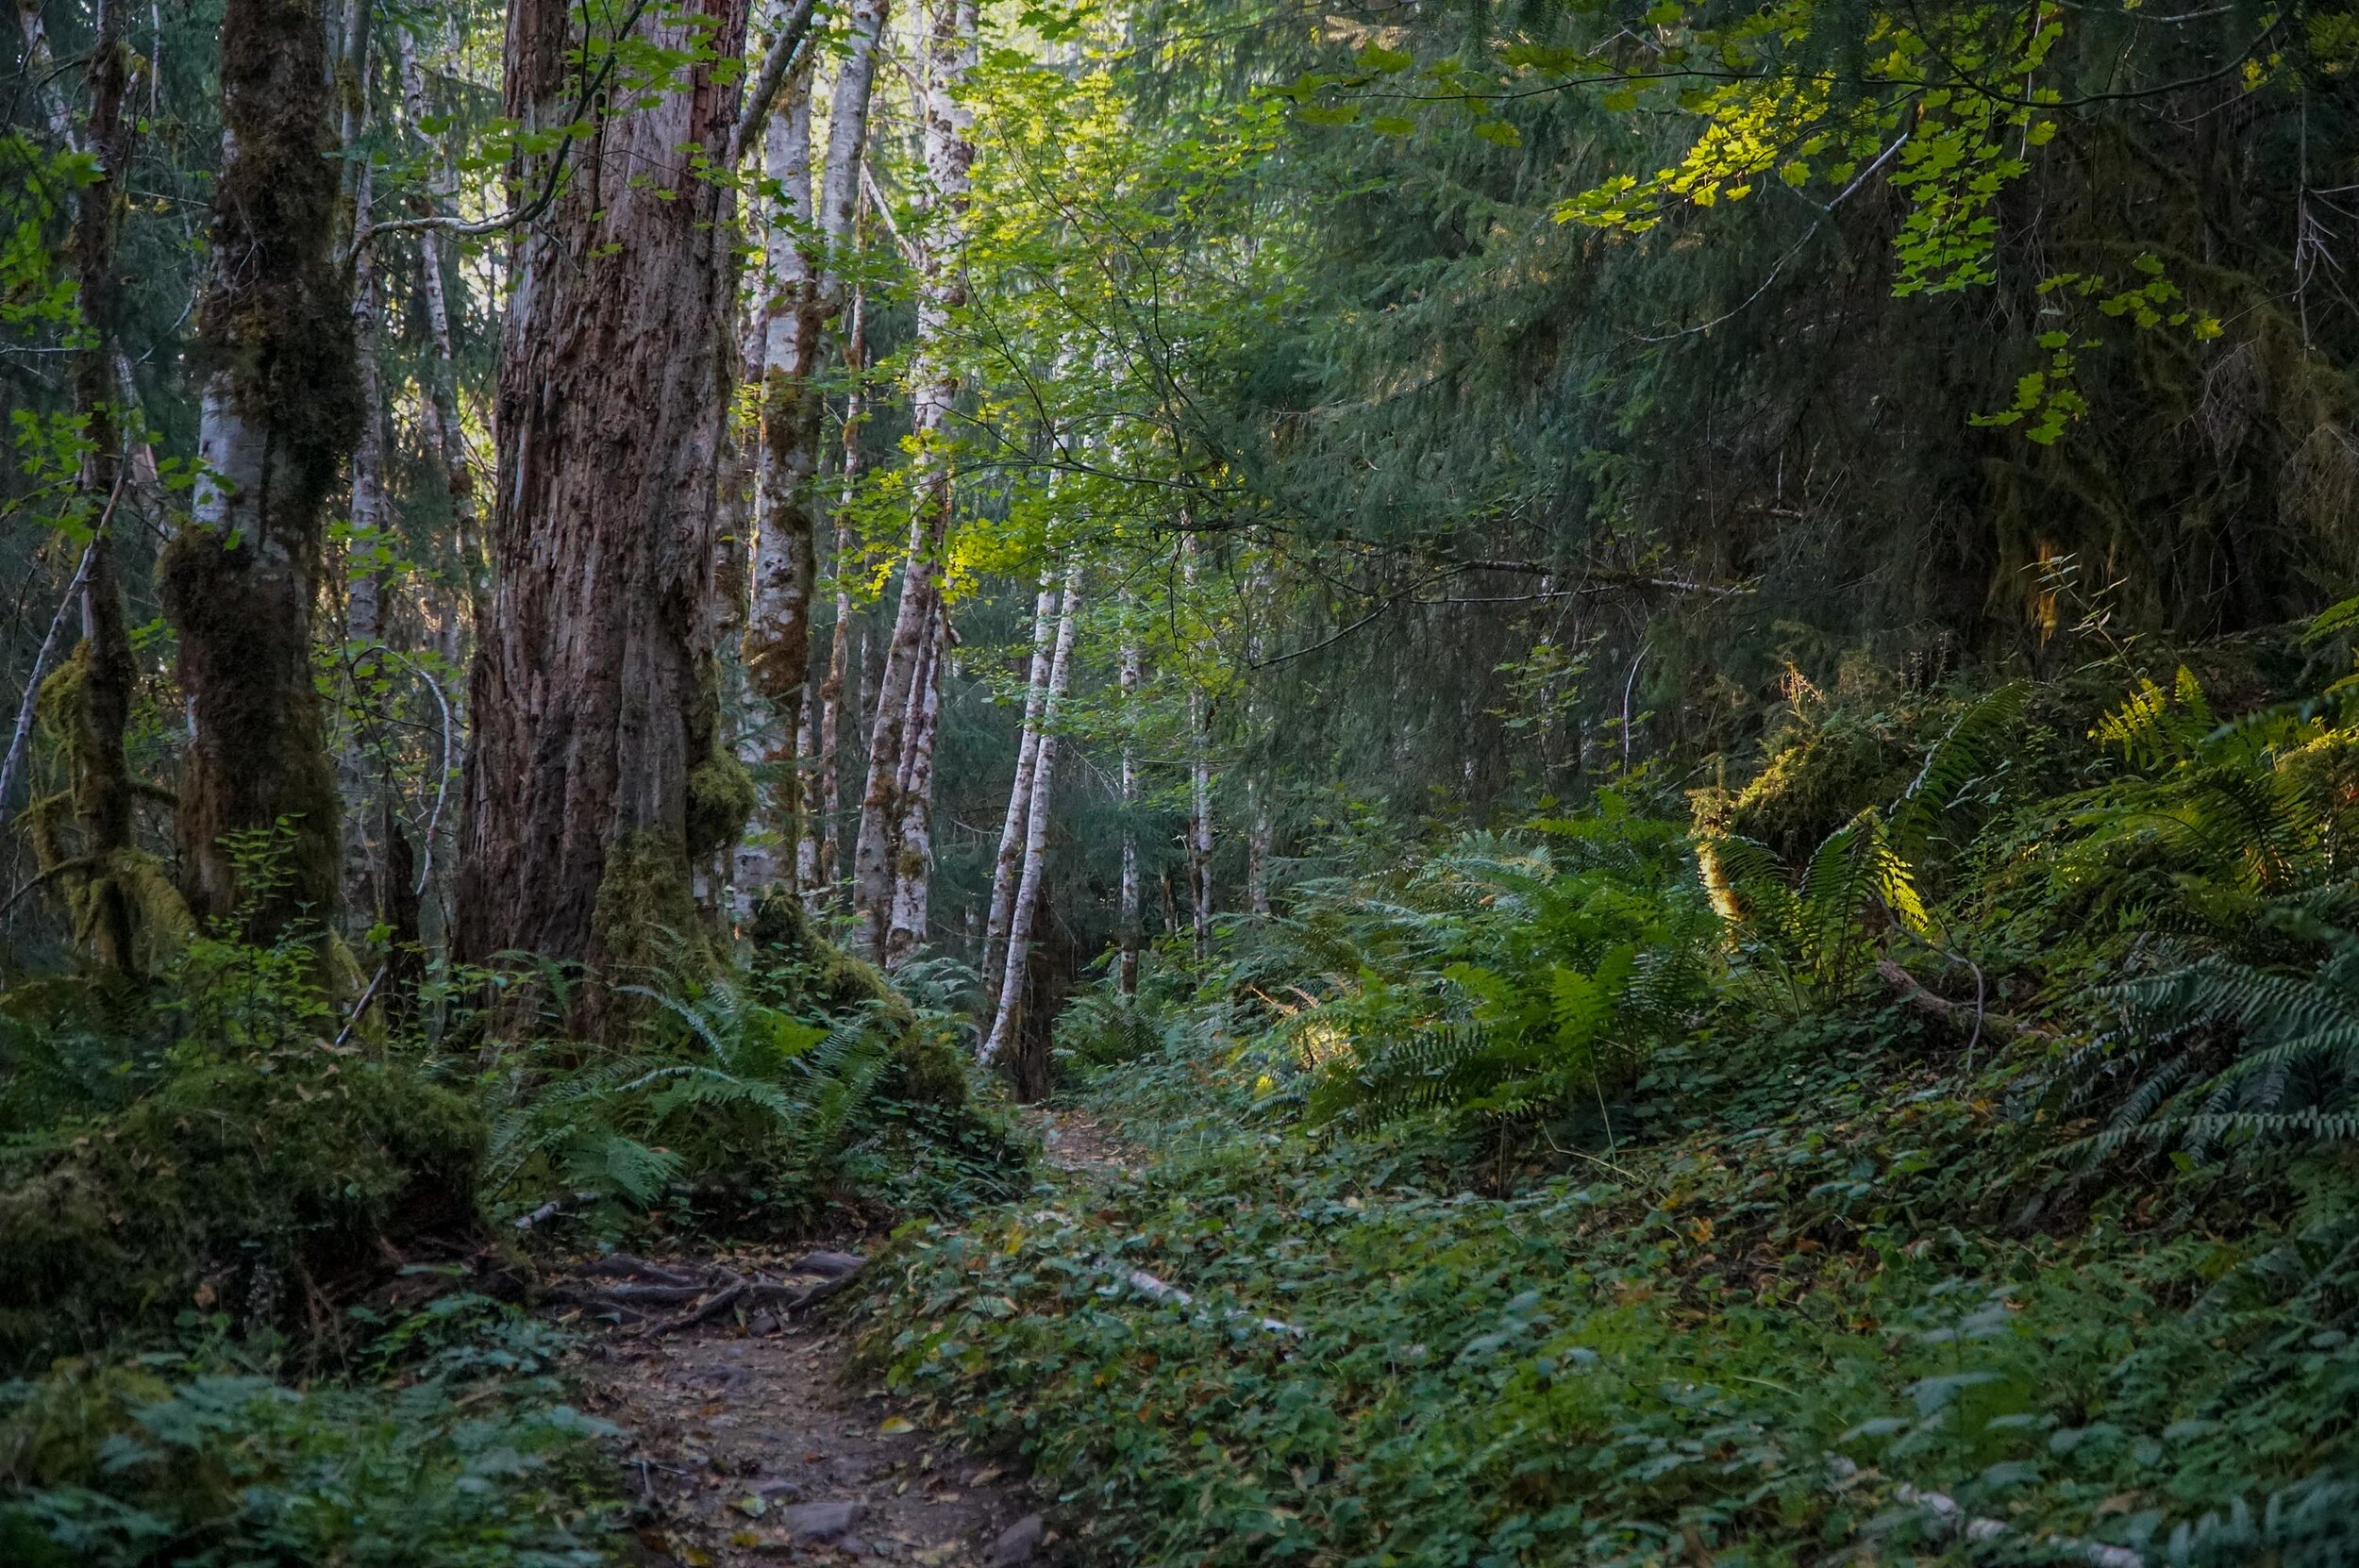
xmin=484 ymin=974 xmax=892 ymax=1224
xmin=1279 ymin=816 xmax=1719 ymax=1140
xmin=2071 ymin=914 xmax=2359 ymax=1162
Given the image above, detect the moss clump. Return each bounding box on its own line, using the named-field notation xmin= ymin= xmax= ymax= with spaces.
xmin=745 ymin=888 xmax=943 ymax=1087
xmin=744 ymin=888 xmax=1032 ymax=1193
xmin=592 ymin=829 xmax=712 ymax=984
xmin=1712 ymin=710 xmax=1916 ymax=864
xmin=687 ymin=747 xmax=758 ymax=866
xmin=0 ymin=1053 xmax=483 ymax=1369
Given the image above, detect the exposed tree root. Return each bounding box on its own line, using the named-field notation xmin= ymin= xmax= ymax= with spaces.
xmin=548 ymin=1251 xmax=867 ymax=1335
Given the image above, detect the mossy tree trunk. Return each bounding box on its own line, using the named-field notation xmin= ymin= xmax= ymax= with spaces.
xmin=454 ymin=0 xmax=749 ymax=1028
xmin=158 ymin=0 xmax=359 ymax=941
xmin=63 ymin=0 xmax=141 ymax=972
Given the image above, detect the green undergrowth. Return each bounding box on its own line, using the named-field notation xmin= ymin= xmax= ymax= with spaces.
xmin=0 ymin=1294 xmax=617 ymax=1568
xmin=864 ymin=1017 xmax=2359 ymax=1567
xmin=0 ymin=878 xmax=1030 ymax=1564
xmin=860 ymin=649 xmax=2359 ymax=1568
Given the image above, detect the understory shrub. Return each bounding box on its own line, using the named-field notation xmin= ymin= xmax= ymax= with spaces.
xmin=0 ymin=1295 xmax=616 ymax=1568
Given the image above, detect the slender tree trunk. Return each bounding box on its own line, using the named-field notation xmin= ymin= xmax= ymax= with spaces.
xmin=743 ymin=0 xmax=889 ymax=867
xmin=159 ymin=0 xmax=360 ymax=939
xmin=981 ymin=560 xmax=1079 ymax=1070
xmin=982 ymin=573 xmax=1056 ymax=1008
xmin=851 ymin=0 xmax=975 ymax=960
xmin=1117 ymin=608 xmax=1141 ymax=998
xmin=454 ymin=0 xmax=749 ymax=1018
xmin=734 ymin=49 xmax=813 ymax=902
xmin=1182 ymin=535 xmax=1213 ymax=961
xmin=395 ymin=25 xmax=484 ymax=628
xmin=884 ymin=596 xmax=948 ymax=965
xmin=54 ymin=0 xmax=142 ymax=973
xmin=340 ymin=13 xmax=403 ymax=935
xmin=792 ymin=676 xmax=820 ymax=896
xmin=813 ymin=286 xmax=865 ymax=898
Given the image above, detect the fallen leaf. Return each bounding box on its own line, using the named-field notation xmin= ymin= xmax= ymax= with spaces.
xmin=878 ymin=1416 xmax=916 ymax=1435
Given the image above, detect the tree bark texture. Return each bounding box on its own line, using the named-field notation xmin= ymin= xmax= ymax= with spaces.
xmin=981 ymin=559 xmax=1079 ymax=1069
xmin=454 ymin=0 xmax=749 ymax=1006
xmin=742 ymin=0 xmax=889 ymax=826
xmin=159 ymin=0 xmax=360 ymax=938
xmin=883 ymin=594 xmax=947 ymax=966
xmin=850 ymin=0 xmax=974 ymax=959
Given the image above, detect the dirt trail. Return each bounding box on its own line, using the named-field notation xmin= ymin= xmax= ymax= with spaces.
xmin=568 ymin=1249 xmax=1049 ymax=1568
xmin=566 ymin=1108 xmax=1133 ymax=1568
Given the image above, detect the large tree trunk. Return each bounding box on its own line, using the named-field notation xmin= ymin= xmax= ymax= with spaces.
xmin=159 ymin=0 xmax=360 ymax=939
xmin=851 ymin=0 xmax=976 ymax=959
xmin=453 ymin=0 xmax=748 ymax=1018
xmin=981 ymin=559 xmax=1079 ymax=1071
xmin=741 ymin=0 xmax=889 ymax=880
xmin=982 ymin=574 xmax=1056 ymax=1009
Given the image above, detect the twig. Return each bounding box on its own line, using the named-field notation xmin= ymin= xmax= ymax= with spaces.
xmin=394 ymin=650 xmax=456 ymax=897
xmin=1877 ymin=959 xmax=2055 ymax=1043
xmin=332 ymin=962 xmax=388 ymax=1050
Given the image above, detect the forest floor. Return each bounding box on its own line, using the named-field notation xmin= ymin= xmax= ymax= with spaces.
xmin=561 ymin=1108 xmax=1134 ymax=1568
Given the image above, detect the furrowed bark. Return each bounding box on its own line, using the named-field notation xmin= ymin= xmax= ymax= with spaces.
xmin=981 ymin=559 xmax=1079 ymax=1073
xmin=454 ymin=0 xmax=750 ymax=1025
xmin=159 ymin=0 xmax=360 ymax=939
xmin=851 ymin=0 xmax=975 ymax=959
xmin=742 ymin=0 xmax=890 ymax=879
xmin=982 ymin=574 xmax=1057 ymax=1010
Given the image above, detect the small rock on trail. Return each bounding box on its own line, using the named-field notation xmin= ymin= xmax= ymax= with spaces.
xmin=566 ymin=1251 xmax=1058 ymax=1567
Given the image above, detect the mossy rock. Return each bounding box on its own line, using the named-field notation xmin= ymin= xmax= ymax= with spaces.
xmin=0 ymin=1053 xmax=483 ymax=1369
xmin=1712 ymin=711 xmax=1916 ymax=865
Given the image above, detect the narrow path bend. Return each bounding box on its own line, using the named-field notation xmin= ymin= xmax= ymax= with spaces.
xmin=566 ymin=1105 xmax=1138 ymax=1568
